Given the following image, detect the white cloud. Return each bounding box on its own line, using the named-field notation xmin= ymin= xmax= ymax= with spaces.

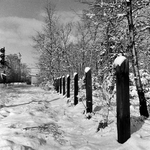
xmin=0 ymin=17 xmax=44 ymax=47
xmin=0 ymin=16 xmax=44 ymax=65
xmin=0 ymin=13 xmax=80 ymax=65
xmin=39 ymin=10 xmax=82 ymax=24
xmin=56 ymin=10 xmax=81 ymax=24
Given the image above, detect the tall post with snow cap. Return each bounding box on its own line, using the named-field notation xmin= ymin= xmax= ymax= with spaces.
xmin=74 ymin=72 xmax=78 ymax=105
xmin=114 ymin=55 xmax=130 ymax=144
xmin=63 ymin=76 xmax=65 ymax=95
xmin=67 ymin=74 xmax=70 ymax=98
xmin=85 ymin=67 xmax=92 ymax=113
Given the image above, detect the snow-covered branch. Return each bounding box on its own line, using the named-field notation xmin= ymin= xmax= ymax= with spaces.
xmin=140 ymin=26 xmax=150 ymax=32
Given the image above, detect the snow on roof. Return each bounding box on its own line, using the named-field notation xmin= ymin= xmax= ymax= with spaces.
xmin=85 ymin=67 xmax=91 ymax=73
xmin=113 ymin=55 xmax=127 ymax=67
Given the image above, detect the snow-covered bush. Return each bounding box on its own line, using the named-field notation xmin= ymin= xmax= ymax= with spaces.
xmin=78 ymin=90 xmax=86 ymax=102
xmin=130 ymin=86 xmax=138 ymax=98
xmin=92 ymin=76 xmax=101 ymax=90
xmin=140 ymin=69 xmax=150 ymax=90
xmin=78 ymin=77 xmax=86 ymax=103
xmin=102 ymin=72 xmax=115 ymax=94
xmin=129 ymin=69 xmax=150 ymax=94
xmin=39 ymin=81 xmax=54 ymax=91
xmin=78 ymin=77 xmax=85 ymax=90
xmin=129 ymin=73 xmax=135 ymax=86
xmin=130 ymin=69 xmax=150 ymax=87
xmin=44 ymin=81 xmax=54 ymax=91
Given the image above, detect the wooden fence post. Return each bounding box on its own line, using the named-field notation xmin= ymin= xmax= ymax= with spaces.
xmin=56 ymin=78 xmax=59 ymax=93
xmin=74 ymin=73 xmax=78 ymax=105
xmin=85 ymin=67 xmax=92 ymax=113
xmin=55 ymin=78 xmax=57 ymax=91
xmin=63 ymin=76 xmax=65 ymax=95
xmin=60 ymin=77 xmax=62 ymax=94
xmin=54 ymin=78 xmax=56 ymax=91
xmin=114 ymin=56 xmax=130 ymax=144
xmin=67 ymin=75 xmax=70 ymax=98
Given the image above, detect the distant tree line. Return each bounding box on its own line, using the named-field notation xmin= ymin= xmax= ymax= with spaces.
xmin=0 ymin=54 xmax=31 ymax=84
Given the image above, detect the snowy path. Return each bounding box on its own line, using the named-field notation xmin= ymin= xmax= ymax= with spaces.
xmin=0 ymin=85 xmax=150 ymax=150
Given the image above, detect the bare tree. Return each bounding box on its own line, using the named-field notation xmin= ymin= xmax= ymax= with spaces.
xmin=78 ymin=0 xmax=150 ymax=117
xmin=126 ymin=0 xmax=149 ymax=117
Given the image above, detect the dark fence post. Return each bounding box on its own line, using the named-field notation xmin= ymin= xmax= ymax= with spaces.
xmin=56 ymin=78 xmax=59 ymax=93
xmin=55 ymin=78 xmax=57 ymax=91
xmin=54 ymin=78 xmax=56 ymax=90
xmin=67 ymin=75 xmax=70 ymax=98
xmin=60 ymin=77 xmax=62 ymax=94
xmin=114 ymin=56 xmax=130 ymax=144
xmin=63 ymin=76 xmax=65 ymax=95
xmin=85 ymin=67 xmax=92 ymax=113
xmin=74 ymin=73 xmax=78 ymax=105
xmin=54 ymin=78 xmax=57 ymax=92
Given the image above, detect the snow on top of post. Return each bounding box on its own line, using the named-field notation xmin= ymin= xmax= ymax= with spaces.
xmin=85 ymin=67 xmax=91 ymax=73
xmin=113 ymin=55 xmax=127 ymax=67
xmin=74 ymin=72 xmax=77 ymax=77
xmin=67 ymin=74 xmax=70 ymax=78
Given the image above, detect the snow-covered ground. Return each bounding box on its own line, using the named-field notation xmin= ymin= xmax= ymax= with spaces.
xmin=0 ymin=84 xmax=150 ymax=150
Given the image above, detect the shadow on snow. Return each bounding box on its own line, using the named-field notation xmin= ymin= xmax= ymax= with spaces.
xmin=5 ymin=97 xmax=60 ymax=108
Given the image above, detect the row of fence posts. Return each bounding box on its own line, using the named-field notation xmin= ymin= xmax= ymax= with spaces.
xmin=54 ymin=68 xmax=93 ymax=113
xmin=54 ymin=57 xmax=130 ymax=144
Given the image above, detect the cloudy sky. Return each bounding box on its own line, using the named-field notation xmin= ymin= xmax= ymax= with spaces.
xmin=0 ymin=0 xmax=86 ymax=70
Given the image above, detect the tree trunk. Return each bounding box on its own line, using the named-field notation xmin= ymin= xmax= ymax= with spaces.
xmin=126 ymin=0 xmax=149 ymax=118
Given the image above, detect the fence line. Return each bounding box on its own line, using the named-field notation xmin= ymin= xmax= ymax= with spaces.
xmin=54 ymin=58 xmax=131 ymax=144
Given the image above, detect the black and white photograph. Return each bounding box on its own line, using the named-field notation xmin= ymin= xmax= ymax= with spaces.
xmin=0 ymin=0 xmax=150 ymax=149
